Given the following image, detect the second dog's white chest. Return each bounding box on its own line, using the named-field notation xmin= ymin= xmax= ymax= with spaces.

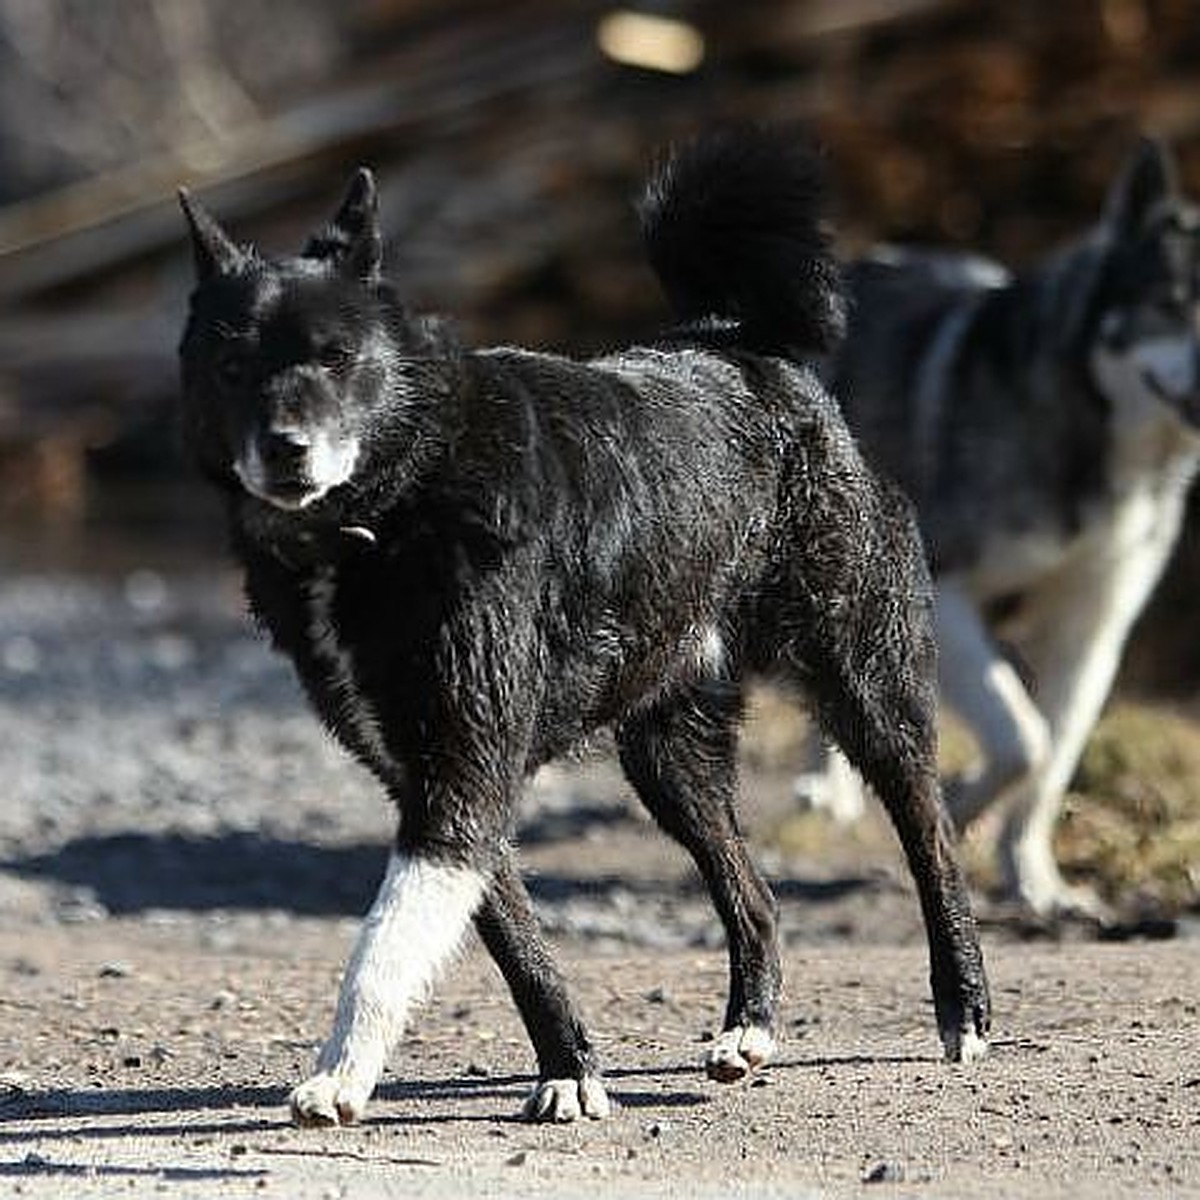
xmin=966 ymin=434 xmax=1199 ymax=617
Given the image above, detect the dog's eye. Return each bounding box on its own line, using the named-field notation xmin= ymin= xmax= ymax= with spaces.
xmin=317 ymin=341 xmax=355 ymax=372
xmin=215 ymin=352 xmax=247 ymax=388
xmin=1153 ymin=288 xmax=1188 ymax=318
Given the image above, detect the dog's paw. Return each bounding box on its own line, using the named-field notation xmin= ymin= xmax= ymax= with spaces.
xmin=705 ymin=1025 xmax=775 ymax=1083
xmin=289 ymin=1071 xmax=372 ymax=1128
xmin=521 ymin=1075 xmax=610 ymax=1123
xmin=942 ymin=1025 xmax=989 ymax=1065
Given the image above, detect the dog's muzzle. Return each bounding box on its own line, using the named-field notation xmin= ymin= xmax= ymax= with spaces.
xmin=235 ymin=429 xmax=360 ymax=510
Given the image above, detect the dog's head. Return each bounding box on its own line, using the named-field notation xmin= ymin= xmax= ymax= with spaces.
xmin=1090 ymin=139 xmax=1200 ymax=428
xmin=179 ymin=169 xmax=418 ymax=511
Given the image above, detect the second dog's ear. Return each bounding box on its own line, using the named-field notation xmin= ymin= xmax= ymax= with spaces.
xmin=303 ymin=168 xmax=383 ymax=282
xmin=1104 ymin=138 xmax=1178 ymax=235
xmin=179 ymin=188 xmax=245 ymax=281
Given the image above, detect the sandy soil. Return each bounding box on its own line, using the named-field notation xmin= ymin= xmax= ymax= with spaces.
xmin=1 ymin=569 xmax=1198 ymax=1198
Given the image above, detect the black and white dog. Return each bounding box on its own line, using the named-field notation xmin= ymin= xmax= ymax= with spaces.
xmin=799 ymin=139 xmax=1200 ymax=920
xmin=177 ymin=130 xmax=989 ymax=1126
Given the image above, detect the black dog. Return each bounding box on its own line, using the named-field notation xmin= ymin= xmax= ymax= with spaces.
xmin=178 ymin=130 xmax=990 ymax=1126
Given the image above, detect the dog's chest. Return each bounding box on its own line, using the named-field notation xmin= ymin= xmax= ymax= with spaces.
xmin=298 ymin=565 xmax=404 ymax=778
xmin=966 ymin=428 xmax=1199 ymax=603
xmin=247 ymin=554 xmax=422 ymax=782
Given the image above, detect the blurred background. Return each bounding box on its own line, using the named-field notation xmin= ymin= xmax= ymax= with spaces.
xmin=0 ymin=0 xmax=1198 ymax=919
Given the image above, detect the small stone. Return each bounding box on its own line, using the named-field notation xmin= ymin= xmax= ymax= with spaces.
xmin=863 ymin=1162 xmax=905 ymax=1184
xmin=0 ymin=1071 xmax=30 ymax=1098
xmin=505 ymin=1151 xmax=527 ymax=1167
xmin=99 ymin=961 xmax=132 ymax=979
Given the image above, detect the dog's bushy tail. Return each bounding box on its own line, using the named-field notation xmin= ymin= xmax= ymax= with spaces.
xmin=639 ymin=127 xmax=845 ymax=355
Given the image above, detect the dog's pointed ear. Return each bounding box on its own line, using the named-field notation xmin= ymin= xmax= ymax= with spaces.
xmin=302 ymin=168 xmax=382 ymax=282
xmin=1104 ymin=138 xmax=1178 ymax=235
xmin=178 ymin=188 xmax=244 ymax=281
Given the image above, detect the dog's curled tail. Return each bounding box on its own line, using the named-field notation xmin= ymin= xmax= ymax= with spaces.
xmin=639 ymin=127 xmax=845 ymax=355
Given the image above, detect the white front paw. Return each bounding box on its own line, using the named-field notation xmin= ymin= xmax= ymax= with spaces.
xmin=521 ymin=1075 xmax=611 ymax=1123
xmin=705 ymin=1025 xmax=775 ymax=1083
xmin=289 ymin=1070 xmax=372 ymax=1127
xmin=943 ymin=1026 xmax=989 ymax=1065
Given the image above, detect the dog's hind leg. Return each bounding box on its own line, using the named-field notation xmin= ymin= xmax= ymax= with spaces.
xmin=616 ymin=683 xmax=781 ymax=1083
xmin=475 ymin=850 xmax=610 ymax=1122
xmin=797 ymin=605 xmax=990 ymax=1063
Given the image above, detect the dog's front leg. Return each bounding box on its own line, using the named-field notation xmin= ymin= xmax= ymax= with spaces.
xmin=475 ymin=850 xmax=609 ymax=1122
xmin=290 ymin=850 xmax=486 ymax=1126
xmin=995 ymin=535 xmax=1179 ymax=919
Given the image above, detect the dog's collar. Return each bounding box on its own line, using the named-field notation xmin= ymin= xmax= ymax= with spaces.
xmin=236 ymin=495 xmax=381 ymax=570
xmin=263 ymin=524 xmax=380 ymax=570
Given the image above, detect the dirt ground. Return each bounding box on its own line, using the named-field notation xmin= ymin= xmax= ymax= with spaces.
xmin=3 ymin=925 xmax=1199 ymax=1199
xmin=1 ymin=569 xmax=1198 ymax=1199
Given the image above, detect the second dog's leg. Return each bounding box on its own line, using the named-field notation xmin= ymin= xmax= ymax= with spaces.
xmin=994 ymin=548 xmax=1173 ymax=919
xmin=290 ymin=850 xmax=485 ymax=1126
xmin=935 ymin=581 xmax=1051 ymax=832
xmin=617 ymin=685 xmax=781 ymax=1083
xmin=793 ymin=733 xmax=868 ymax=823
xmin=475 ymin=851 xmax=610 ymax=1122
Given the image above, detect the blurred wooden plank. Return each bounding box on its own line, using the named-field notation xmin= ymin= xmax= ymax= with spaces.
xmin=0 ymin=15 xmax=596 ymax=302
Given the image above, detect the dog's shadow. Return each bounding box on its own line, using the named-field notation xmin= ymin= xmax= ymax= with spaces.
xmin=0 ymin=1064 xmax=721 ymax=1147
xmin=2 ymin=832 xmax=389 ymax=916
xmin=3 ymin=829 xmax=890 ymax=918
xmin=0 ymin=793 xmax=644 ymax=916
xmin=2 ymin=813 xmax=897 ymax=921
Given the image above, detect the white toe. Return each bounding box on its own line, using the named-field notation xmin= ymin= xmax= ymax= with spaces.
xmin=952 ymin=1027 xmax=989 ymax=1064
xmin=705 ymin=1025 xmax=775 ymax=1083
xmin=522 ymin=1075 xmax=611 ymax=1123
xmin=290 ymin=1071 xmax=370 ymax=1127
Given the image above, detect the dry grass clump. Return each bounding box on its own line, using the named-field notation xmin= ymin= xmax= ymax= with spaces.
xmin=745 ymin=687 xmax=1200 ymax=913
xmin=1058 ymin=703 xmax=1200 ymax=910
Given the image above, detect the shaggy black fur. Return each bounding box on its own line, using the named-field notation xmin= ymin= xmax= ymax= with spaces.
xmin=178 ymin=128 xmax=989 ymax=1119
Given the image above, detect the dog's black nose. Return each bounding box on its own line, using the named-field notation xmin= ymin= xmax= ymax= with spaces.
xmin=260 ymin=430 xmax=310 ymax=471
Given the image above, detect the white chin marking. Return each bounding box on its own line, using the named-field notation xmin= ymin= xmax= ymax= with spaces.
xmin=234 ymin=433 xmax=360 ymax=510
xmin=309 ymin=432 xmax=360 ymax=494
